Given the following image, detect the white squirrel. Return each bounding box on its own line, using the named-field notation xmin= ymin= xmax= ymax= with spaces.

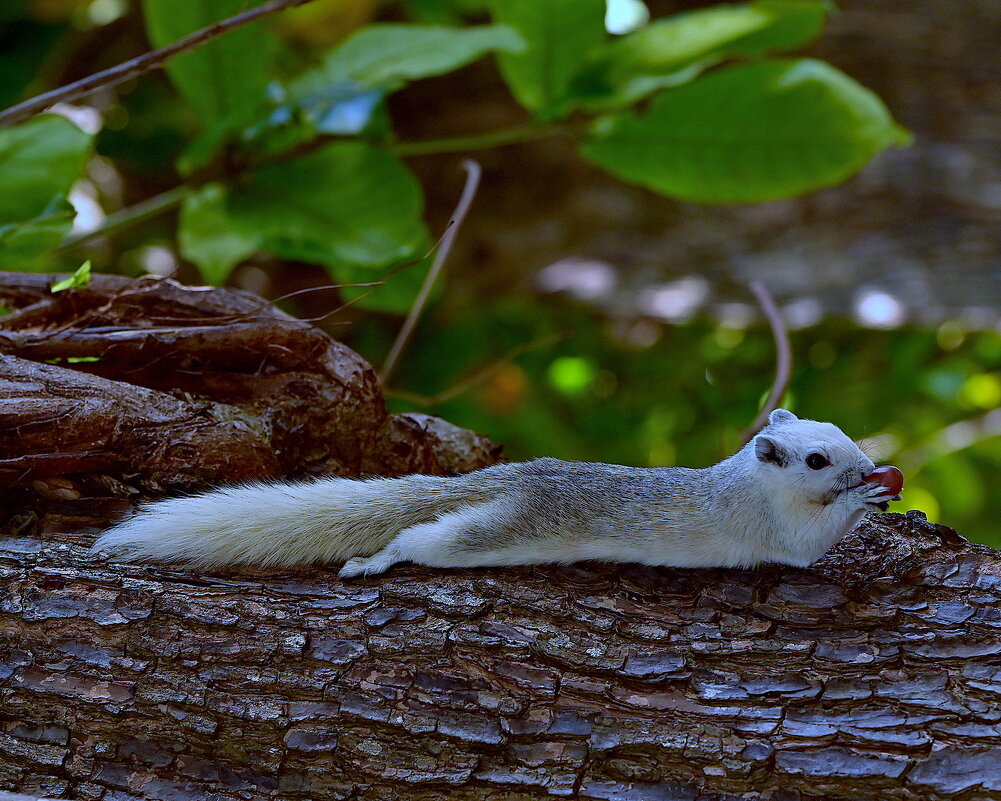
xmin=93 ymin=409 xmax=903 ymax=577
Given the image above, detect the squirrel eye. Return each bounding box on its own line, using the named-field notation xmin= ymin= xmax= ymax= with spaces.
xmin=806 ymin=453 xmax=831 ymax=470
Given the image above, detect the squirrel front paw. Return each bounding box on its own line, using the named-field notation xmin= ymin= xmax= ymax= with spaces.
xmin=859 ymin=481 xmax=901 ymax=511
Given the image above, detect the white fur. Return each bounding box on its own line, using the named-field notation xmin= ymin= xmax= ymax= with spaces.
xmin=94 ymin=474 xmax=472 ymax=568
xmin=93 ymin=410 xmax=897 ymax=576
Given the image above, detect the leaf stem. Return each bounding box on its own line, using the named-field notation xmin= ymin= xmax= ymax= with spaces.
xmin=386 ymin=331 xmax=567 ymax=406
xmin=390 ymin=123 xmax=569 ymax=157
xmin=57 ymin=123 xmax=573 ymax=249
xmin=58 ymin=185 xmax=193 ymax=250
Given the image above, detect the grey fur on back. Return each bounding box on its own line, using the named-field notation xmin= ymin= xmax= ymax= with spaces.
xmin=463 ymin=459 xmax=716 ymax=552
xmin=95 ymin=459 xmax=723 ymax=568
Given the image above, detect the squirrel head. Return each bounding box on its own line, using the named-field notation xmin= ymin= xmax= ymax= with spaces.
xmin=751 ymin=409 xmax=877 ymax=507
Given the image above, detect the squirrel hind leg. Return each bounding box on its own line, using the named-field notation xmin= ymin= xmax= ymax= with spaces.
xmin=338 ymin=551 xmax=399 ymax=579
xmin=338 ymin=497 xmax=526 ymax=579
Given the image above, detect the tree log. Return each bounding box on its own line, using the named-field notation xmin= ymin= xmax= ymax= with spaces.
xmin=0 ymin=271 xmax=499 ymax=535
xmin=2 ymin=273 xmax=1000 ymax=799
xmin=2 ymin=511 xmax=1001 ymax=800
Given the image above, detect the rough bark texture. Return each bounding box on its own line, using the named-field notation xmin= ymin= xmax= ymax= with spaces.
xmin=2 ymin=511 xmax=1001 ymax=801
xmin=3 ymin=274 xmax=1000 ymax=800
xmin=0 ymin=271 xmax=500 ymax=536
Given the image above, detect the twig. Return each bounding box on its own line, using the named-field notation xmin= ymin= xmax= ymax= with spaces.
xmin=380 ymin=160 xmax=482 ymax=384
xmin=0 ymin=0 xmax=318 ymax=129
xmin=53 ymin=127 xmax=555 ymax=249
xmin=58 ymin=185 xmax=192 ymax=250
xmin=741 ymin=281 xmax=792 ymax=444
xmin=387 ymin=332 xmax=568 ymax=407
xmin=391 ymin=125 xmax=563 ymax=158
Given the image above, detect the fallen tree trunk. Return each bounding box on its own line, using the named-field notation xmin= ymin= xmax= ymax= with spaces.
xmin=2 ymin=511 xmax=1000 ymax=800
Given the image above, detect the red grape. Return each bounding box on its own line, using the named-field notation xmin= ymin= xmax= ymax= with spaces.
xmin=862 ymin=465 xmax=904 ymax=496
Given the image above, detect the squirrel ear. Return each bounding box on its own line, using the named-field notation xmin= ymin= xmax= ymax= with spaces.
xmin=768 ymin=409 xmax=798 ymax=425
xmin=754 ymin=434 xmax=789 ymax=467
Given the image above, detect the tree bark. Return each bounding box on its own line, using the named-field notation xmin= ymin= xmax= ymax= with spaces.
xmin=0 ymin=271 xmax=499 ymax=535
xmin=2 ymin=511 xmax=1000 ymax=800
xmin=2 ymin=273 xmax=1000 ymax=799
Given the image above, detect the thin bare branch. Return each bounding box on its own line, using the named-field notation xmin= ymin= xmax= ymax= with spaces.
xmin=58 ymin=186 xmax=193 ymax=250
xmin=0 ymin=0 xmax=318 ymax=129
xmin=379 ymin=160 xmax=482 ymax=384
xmin=742 ymin=280 xmax=793 ymax=443
xmin=386 ymin=332 xmax=568 ymax=407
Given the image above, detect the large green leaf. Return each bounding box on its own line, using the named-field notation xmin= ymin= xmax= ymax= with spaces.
xmin=192 ymin=143 xmax=425 ymax=275
xmin=178 ymin=184 xmax=258 ymax=284
xmin=180 ymin=145 xmax=428 ymax=286
xmin=490 ymin=0 xmax=606 ymax=118
xmin=230 ymin=143 xmax=426 ymax=268
xmin=573 ymin=0 xmax=829 ymax=109
xmin=0 ymin=209 xmax=76 ymax=269
xmin=142 ymin=0 xmax=274 ymax=129
xmin=720 ymin=0 xmax=828 ymax=53
xmin=0 ymin=114 xmax=90 ymax=267
xmin=0 ymin=115 xmax=90 ymax=224
xmin=581 ymin=59 xmax=912 ymax=203
xmin=285 ymin=23 xmax=523 ymax=138
xmin=291 ymin=23 xmax=525 ymax=98
xmin=620 ymin=0 xmax=827 ymax=70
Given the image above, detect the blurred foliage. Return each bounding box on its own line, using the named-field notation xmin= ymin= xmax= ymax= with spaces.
xmin=0 ymin=0 xmax=995 ymax=546
xmin=1 ymin=0 xmax=907 ymax=282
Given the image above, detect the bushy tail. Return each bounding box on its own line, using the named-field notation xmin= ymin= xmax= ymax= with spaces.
xmin=93 ymin=473 xmax=491 ymax=568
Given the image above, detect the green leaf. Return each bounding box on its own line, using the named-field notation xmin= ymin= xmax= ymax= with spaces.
xmin=0 ymin=208 xmax=75 ymax=270
xmin=180 ymin=146 xmax=428 ymax=285
xmin=142 ymin=0 xmax=275 ymax=129
xmin=0 ymin=115 xmax=90 ymax=266
xmin=51 ymin=260 xmax=92 ymax=292
xmin=279 ymin=86 xmax=385 ymax=138
xmin=0 ymin=115 xmax=90 ymax=226
xmin=245 ymin=24 xmax=523 ymax=161
xmin=581 ymin=59 xmax=912 ymax=203
xmin=490 ymin=0 xmax=606 ymax=118
xmin=179 ymin=184 xmax=259 ymax=284
xmin=573 ymin=0 xmax=829 ymax=109
xmin=291 ymin=23 xmax=525 ymax=99
xmin=624 ymin=0 xmax=827 ymax=68
xmin=226 ymin=142 xmax=428 ymax=271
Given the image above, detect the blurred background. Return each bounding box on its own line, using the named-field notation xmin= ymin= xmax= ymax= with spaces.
xmin=2 ymin=0 xmax=999 ymax=544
